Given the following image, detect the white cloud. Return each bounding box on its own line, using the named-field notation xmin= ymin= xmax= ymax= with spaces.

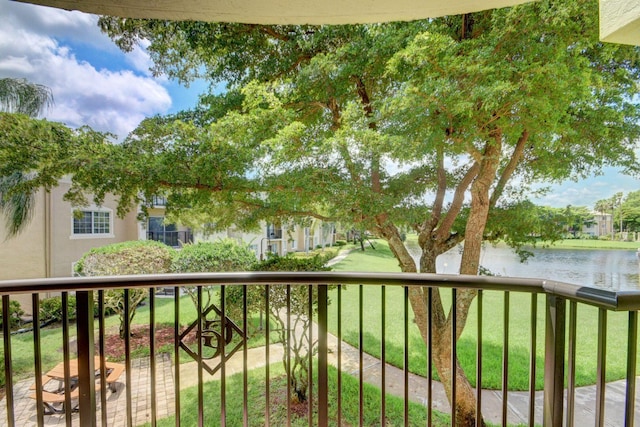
xmin=0 ymin=0 xmax=171 ymax=138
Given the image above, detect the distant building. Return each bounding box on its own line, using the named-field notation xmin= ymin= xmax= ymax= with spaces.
xmin=582 ymin=212 xmax=613 ymax=237
xmin=196 ymin=219 xmax=336 ymax=260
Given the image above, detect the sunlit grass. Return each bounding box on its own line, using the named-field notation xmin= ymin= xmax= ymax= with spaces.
xmin=148 ymin=363 xmax=450 ymax=427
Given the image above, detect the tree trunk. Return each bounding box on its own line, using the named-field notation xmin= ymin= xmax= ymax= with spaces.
xmin=386 ymin=233 xmax=484 ymax=426
xmin=382 ymin=130 xmax=501 ymax=425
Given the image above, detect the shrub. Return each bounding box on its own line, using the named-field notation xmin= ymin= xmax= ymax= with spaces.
xmin=0 ymin=299 xmax=24 ymax=330
xmin=39 ymin=295 xmax=76 ymax=323
xmin=171 ymin=239 xmax=256 ymax=309
xmin=75 ymin=240 xmax=174 ymax=276
xmin=335 ymin=240 xmax=347 ymax=246
xmin=172 ymin=239 xmax=256 ymax=273
xmin=75 ymin=240 xmax=174 ymax=338
xmin=254 ymin=253 xmax=330 ymax=272
xmin=39 ymin=295 xmax=106 ymax=322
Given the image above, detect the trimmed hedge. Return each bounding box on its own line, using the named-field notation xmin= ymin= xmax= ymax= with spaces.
xmin=74 ymin=240 xmax=174 ymax=276
xmin=171 ymin=239 xmax=256 ymax=273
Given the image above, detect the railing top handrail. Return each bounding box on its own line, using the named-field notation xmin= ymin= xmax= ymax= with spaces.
xmin=0 ymin=271 xmax=638 ymax=311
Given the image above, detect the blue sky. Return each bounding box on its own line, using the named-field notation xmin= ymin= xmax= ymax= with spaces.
xmin=0 ymin=0 xmax=638 ymax=209
xmin=0 ymin=0 xmax=205 ymax=136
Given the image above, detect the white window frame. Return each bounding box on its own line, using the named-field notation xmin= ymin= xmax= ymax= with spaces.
xmin=70 ymin=207 xmax=114 ymax=239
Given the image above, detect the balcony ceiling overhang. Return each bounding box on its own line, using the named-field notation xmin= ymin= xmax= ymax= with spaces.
xmin=600 ymin=0 xmax=640 ymax=45
xmin=17 ymin=0 xmax=533 ymax=24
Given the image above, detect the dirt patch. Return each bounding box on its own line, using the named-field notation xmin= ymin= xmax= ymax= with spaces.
xmin=100 ymin=325 xmax=196 ymax=360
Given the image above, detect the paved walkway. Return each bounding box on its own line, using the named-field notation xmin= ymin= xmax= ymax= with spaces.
xmin=2 ymin=354 xmax=175 ymax=427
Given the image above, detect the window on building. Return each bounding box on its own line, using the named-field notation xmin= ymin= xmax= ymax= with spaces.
xmin=72 ymin=210 xmax=112 ymax=236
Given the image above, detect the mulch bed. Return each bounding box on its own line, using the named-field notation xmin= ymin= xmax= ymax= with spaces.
xmin=101 ymin=324 xmax=196 ymax=360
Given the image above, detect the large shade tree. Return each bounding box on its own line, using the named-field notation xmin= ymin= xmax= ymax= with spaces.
xmin=1 ymin=0 xmax=638 ymax=424
xmin=93 ymin=2 xmax=640 ymax=424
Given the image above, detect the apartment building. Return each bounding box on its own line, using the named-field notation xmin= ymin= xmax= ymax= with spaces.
xmin=0 ymin=180 xmax=139 ymax=312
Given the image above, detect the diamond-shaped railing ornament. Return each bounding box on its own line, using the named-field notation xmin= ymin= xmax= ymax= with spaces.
xmin=179 ymin=303 xmax=246 ymax=375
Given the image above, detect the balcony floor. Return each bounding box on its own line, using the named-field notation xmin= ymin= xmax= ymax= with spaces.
xmin=3 ymin=334 xmax=640 ymax=426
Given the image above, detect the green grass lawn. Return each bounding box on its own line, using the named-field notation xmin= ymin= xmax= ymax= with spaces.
xmin=543 ymin=239 xmax=640 ymax=250
xmin=148 ymin=363 xmax=450 ymax=427
xmin=330 ymin=239 xmax=639 ymax=390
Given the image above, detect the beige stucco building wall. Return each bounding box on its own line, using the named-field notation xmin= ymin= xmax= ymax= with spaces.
xmin=0 ymin=182 xmax=139 ymax=313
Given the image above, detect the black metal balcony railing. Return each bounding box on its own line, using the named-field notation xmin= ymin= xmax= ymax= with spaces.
xmin=268 ymin=230 xmax=283 ymax=239
xmin=147 ymin=231 xmax=193 ymax=247
xmin=0 ymin=272 xmax=639 ymax=427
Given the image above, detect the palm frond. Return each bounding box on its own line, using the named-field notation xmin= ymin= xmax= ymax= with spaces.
xmin=0 ymin=172 xmax=36 ymax=238
xmin=0 ymin=78 xmax=54 ymax=117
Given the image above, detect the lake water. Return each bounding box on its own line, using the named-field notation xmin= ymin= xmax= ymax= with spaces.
xmin=421 ymin=245 xmax=640 ymax=291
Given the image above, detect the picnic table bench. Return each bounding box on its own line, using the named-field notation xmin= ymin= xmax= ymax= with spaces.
xmin=29 ymin=357 xmax=125 ymax=414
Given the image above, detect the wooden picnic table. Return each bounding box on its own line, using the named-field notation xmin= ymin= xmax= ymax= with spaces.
xmin=29 ymin=356 xmax=125 ymax=414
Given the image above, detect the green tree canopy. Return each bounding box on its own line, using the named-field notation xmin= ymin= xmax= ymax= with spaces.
xmin=621 ymin=190 xmax=640 ymax=232
xmin=94 ymin=3 xmax=640 ymax=423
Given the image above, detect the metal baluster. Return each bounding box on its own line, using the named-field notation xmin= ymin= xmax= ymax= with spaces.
xmin=381 ymin=285 xmax=386 ymax=425
xmin=174 ymin=286 xmax=181 ymax=427
xmin=528 ymin=294 xmax=538 ymax=427
xmin=476 ymin=290 xmax=483 ymax=427
xmin=2 ymin=296 xmax=14 ymax=427
xmin=150 ymin=288 xmax=157 ymax=427
xmin=286 ymin=284 xmax=291 ymax=427
xmin=220 ymin=285 xmax=227 ymax=425
xmin=265 ymin=285 xmax=271 ymax=427
xmin=308 ymin=284 xmax=313 ymax=427
xmin=625 ymin=310 xmax=637 ymax=427
xmin=404 ymin=286 xmax=409 ymax=424
xmin=502 ymin=291 xmax=510 ymax=427
xmin=124 ymin=289 xmax=132 ymax=427
xmin=451 ymin=288 xmax=457 ymax=427
xmin=317 ymin=284 xmax=328 ymax=427
xmin=595 ymin=308 xmax=607 ymax=427
xmin=427 ymin=287 xmax=433 ymax=427
xmin=98 ymin=290 xmax=107 ymax=427
xmin=359 ymin=284 xmax=364 ymax=426
xmin=243 ymin=285 xmax=249 ymax=427
xmin=197 ymin=286 xmax=204 ymax=427
xmin=337 ymin=284 xmax=343 ymax=426
xmin=566 ymin=301 xmax=577 ymax=427
xmin=32 ymin=294 xmax=44 ymax=426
